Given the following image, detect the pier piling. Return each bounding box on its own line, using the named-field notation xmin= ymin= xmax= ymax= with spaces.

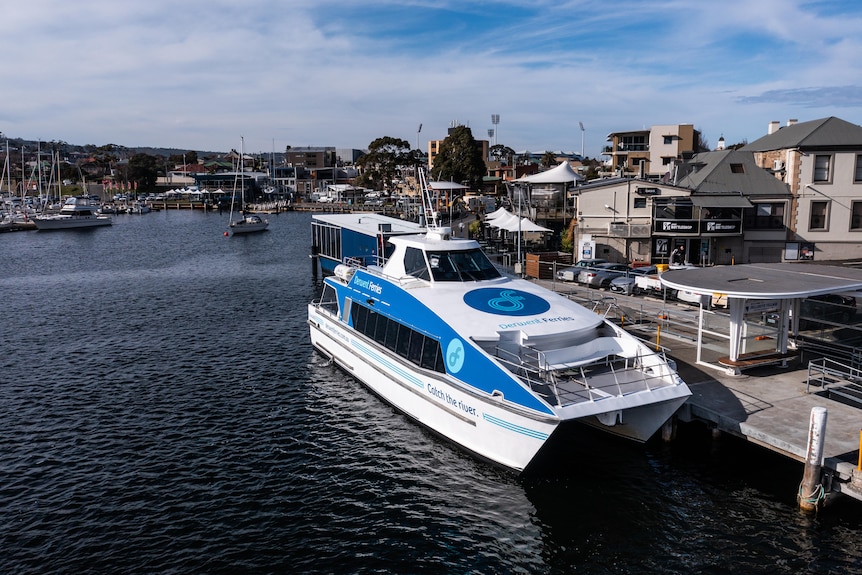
xmin=799 ymin=406 xmax=827 ymax=512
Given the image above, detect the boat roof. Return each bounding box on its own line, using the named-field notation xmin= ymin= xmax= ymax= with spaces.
xmin=312 ymin=213 xmax=424 ymax=236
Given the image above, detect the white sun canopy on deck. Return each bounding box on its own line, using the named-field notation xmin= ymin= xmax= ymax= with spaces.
xmin=514 ymin=161 xmax=584 ymax=184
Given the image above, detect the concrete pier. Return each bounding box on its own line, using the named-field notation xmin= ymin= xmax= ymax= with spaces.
xmin=537 ymin=278 xmax=862 ymax=506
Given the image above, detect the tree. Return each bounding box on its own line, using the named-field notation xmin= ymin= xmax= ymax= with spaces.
xmin=355 ymin=136 xmax=413 ymax=192
xmin=429 ymin=126 xmax=486 ymax=190
xmin=541 ymin=151 xmax=557 ymax=168
xmin=128 ymin=153 xmax=160 ymax=192
xmin=489 ymin=144 xmax=515 ymax=163
xmin=168 ymin=151 xmax=198 ymax=167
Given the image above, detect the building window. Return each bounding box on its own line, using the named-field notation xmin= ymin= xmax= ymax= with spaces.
xmin=743 ymin=203 xmax=785 ymax=229
xmin=855 ymin=155 xmax=862 ymax=183
xmin=813 ymin=155 xmax=831 ymax=182
xmin=852 ymin=201 xmax=862 ymax=230
xmin=730 ymin=163 xmax=745 ymax=173
xmin=633 ymin=197 xmax=647 ymax=209
xmin=663 ymin=136 xmax=673 ymax=145
xmin=809 ymin=200 xmax=829 ymax=230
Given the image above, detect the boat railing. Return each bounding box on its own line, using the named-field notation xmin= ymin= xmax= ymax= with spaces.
xmin=493 ymin=345 xmax=561 ymax=404
xmin=495 ymin=341 xmax=673 ymax=407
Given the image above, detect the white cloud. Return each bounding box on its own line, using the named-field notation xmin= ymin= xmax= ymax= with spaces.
xmin=1 ymin=0 xmax=861 ymax=156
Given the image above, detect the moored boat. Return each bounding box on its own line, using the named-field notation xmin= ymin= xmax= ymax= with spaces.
xmin=33 ymin=196 xmax=112 ymax=230
xmin=307 ymin=173 xmax=691 ymax=472
xmin=229 ymin=213 xmax=269 ymax=234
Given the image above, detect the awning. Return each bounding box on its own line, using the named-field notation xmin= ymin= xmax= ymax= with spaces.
xmin=690 ymin=195 xmax=753 ymax=208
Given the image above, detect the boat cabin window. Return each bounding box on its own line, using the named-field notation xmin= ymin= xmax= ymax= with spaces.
xmin=350 ymin=302 xmax=446 ymax=373
xmin=427 ymin=249 xmax=501 ymax=282
xmin=405 ymin=247 xmax=430 ymax=280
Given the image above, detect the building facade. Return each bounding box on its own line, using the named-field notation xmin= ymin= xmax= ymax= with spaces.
xmin=603 ymin=124 xmax=701 ymax=177
xmin=572 ymin=149 xmax=791 ymax=266
xmin=744 ymin=117 xmax=862 ymax=262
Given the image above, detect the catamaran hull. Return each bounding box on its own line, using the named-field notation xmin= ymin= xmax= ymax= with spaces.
xmin=309 ymin=305 xmax=688 ymax=472
xmin=310 ymin=306 xmax=555 ymax=471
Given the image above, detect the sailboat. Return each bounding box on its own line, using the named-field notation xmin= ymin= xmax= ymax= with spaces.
xmin=227 ymin=137 xmax=268 ymax=235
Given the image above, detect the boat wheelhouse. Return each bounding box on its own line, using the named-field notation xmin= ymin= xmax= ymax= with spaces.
xmin=311 ymin=213 xmax=424 ymax=274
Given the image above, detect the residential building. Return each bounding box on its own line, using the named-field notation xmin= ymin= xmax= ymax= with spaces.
xmin=285 ymin=147 xmax=336 ymax=169
xmin=603 ymin=124 xmax=701 ymax=177
xmin=743 ymin=117 xmax=862 ymax=262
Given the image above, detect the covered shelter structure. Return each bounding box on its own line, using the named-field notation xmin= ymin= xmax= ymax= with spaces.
xmin=660 ymin=263 xmax=862 ymax=375
xmin=514 ymin=160 xmax=584 ymax=185
xmin=510 ymin=161 xmax=585 ymax=223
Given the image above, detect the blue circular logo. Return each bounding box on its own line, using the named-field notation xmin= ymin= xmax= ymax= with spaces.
xmin=446 ymin=339 xmax=465 ymax=374
xmin=463 ymin=288 xmax=550 ymax=316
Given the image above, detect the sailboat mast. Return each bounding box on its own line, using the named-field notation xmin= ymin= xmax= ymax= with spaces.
xmin=240 ymin=136 xmax=244 ymax=211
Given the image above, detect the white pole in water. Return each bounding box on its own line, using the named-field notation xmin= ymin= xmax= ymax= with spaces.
xmin=799 ymin=406 xmax=827 ymax=512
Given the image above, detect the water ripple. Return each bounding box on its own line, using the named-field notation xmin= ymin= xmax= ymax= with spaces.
xmin=1 ymin=211 xmax=860 ymax=574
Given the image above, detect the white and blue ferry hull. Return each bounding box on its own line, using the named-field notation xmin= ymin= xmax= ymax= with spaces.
xmin=309 ymin=305 xmax=556 ymax=471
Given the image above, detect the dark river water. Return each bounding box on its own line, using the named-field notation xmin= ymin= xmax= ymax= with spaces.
xmin=1 ymin=209 xmax=860 ymax=574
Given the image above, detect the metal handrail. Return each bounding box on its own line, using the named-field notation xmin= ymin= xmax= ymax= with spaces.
xmin=806 ymin=357 xmax=862 ymax=407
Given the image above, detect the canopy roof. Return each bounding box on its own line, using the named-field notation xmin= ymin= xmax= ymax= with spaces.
xmin=514 ymin=161 xmax=584 ymax=184
xmin=428 ymin=181 xmax=468 ymax=190
xmin=485 ymin=209 xmax=551 ymax=233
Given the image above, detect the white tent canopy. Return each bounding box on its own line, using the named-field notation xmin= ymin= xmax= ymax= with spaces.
xmin=514 ymin=161 xmax=584 ymax=184
xmin=484 ymin=207 xmax=511 ymax=221
xmin=428 ymin=181 xmax=468 ymax=190
xmin=485 ymin=210 xmax=551 ymax=233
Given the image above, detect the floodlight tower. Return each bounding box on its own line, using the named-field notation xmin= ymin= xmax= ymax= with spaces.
xmin=491 ymin=114 xmax=499 ymax=147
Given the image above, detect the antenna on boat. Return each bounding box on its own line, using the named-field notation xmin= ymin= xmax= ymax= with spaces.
xmin=417 ymin=168 xmax=453 ymax=240
xmin=417 ymin=168 xmax=440 ymax=230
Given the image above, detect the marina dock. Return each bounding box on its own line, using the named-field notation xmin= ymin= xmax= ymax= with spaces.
xmin=539 ymin=279 xmax=862 ymax=507
xmin=667 ymin=332 xmax=862 ymax=505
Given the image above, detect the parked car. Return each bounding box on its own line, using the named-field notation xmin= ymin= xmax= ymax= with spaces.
xmin=555 ymin=258 xmax=608 ymax=282
xmin=578 ymin=262 xmax=631 ymax=288
xmin=799 ymin=293 xmax=857 ymax=327
xmin=609 ymin=266 xmax=658 ymax=295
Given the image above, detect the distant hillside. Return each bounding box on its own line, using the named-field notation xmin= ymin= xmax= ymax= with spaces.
xmin=2 ymin=137 xmax=225 ymax=160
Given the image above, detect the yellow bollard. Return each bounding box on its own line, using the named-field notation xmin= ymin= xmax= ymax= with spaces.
xmin=655 ymin=323 xmax=661 ymax=351
xmin=858 ymin=429 xmax=862 ymax=471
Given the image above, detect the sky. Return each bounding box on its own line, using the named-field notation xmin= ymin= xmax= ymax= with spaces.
xmin=3 ymin=0 xmax=862 ymax=158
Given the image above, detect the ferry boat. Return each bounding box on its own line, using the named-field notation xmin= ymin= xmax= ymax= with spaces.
xmin=307 ymin=175 xmax=691 ymax=472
